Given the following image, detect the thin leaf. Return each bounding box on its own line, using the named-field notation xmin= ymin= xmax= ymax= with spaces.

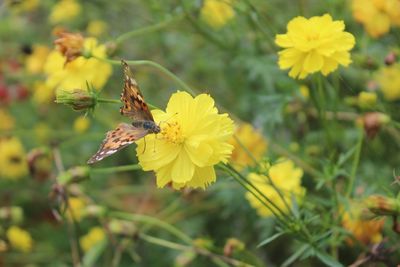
xmin=256 ymin=232 xmax=285 ymax=248
xmin=82 ymin=239 xmax=108 ymax=267
xmin=315 ymin=251 xmax=344 ymax=267
xmin=281 ymin=244 xmax=309 ymax=267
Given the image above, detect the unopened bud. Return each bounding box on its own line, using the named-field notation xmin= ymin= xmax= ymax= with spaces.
xmin=108 ymin=220 xmax=137 ymax=237
xmin=223 ymin=238 xmax=245 ymax=257
xmin=384 ymin=52 xmax=397 ymax=66
xmin=56 ymin=89 xmax=97 ymax=111
xmin=366 ymin=195 xmax=400 ymax=216
xmin=361 ymin=112 xmax=390 ymax=139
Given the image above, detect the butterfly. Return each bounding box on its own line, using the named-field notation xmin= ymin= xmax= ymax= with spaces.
xmin=87 ymin=60 xmax=160 ymax=164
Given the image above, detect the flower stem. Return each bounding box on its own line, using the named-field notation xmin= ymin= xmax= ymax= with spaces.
xmin=93 ymin=56 xmax=195 ymax=96
xmin=346 ymin=129 xmax=364 ymax=198
xmin=90 ymin=164 xmax=142 ymax=174
xmin=108 ymin=211 xmax=193 ymax=244
xmin=97 ymin=98 xmax=120 ymax=104
xmin=114 ymin=15 xmax=185 ymax=45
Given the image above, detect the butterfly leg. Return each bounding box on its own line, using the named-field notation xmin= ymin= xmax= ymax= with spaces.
xmin=142 ymin=136 xmax=147 ymax=154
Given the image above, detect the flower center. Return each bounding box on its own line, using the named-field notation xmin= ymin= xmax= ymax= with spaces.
xmin=161 ymin=121 xmax=185 ymax=144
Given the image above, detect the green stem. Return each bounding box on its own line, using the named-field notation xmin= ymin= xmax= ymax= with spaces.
xmin=114 ymin=15 xmax=185 ymax=45
xmin=97 ymin=98 xmax=120 ymax=104
xmin=93 ymin=56 xmax=195 ymax=96
xmin=346 ymin=129 xmax=364 ymax=198
xmin=90 ymin=164 xmax=142 ymax=174
xmin=109 ymin=211 xmax=193 ymax=244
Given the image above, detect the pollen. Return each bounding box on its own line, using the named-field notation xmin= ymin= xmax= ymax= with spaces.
xmin=161 ymin=121 xmax=185 ymax=144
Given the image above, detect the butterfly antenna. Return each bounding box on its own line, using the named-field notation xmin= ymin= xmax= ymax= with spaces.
xmin=158 ymin=112 xmax=179 ymax=128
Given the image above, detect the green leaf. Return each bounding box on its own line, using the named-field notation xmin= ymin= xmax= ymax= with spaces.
xmin=315 ymin=251 xmax=343 ymax=267
xmin=281 ymin=244 xmax=309 ymax=267
xmin=256 ymin=232 xmax=285 ymax=248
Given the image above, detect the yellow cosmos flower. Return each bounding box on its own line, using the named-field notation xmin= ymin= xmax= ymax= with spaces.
xmin=229 ymin=123 xmax=268 ymax=170
xmin=137 ymin=91 xmax=234 ymax=189
xmin=32 ymin=82 xmax=54 ymax=105
xmin=352 ymin=0 xmax=400 ymax=38
xmin=86 ymin=20 xmax=108 ymax=37
xmin=275 ymin=14 xmax=355 ymax=79
xmin=0 ymin=137 xmax=28 ymax=180
xmin=79 ymin=227 xmax=106 ymax=252
xmin=0 ymin=109 xmax=15 ymax=131
xmin=64 ymin=197 xmax=86 ymax=222
xmin=73 ymin=116 xmax=90 ymax=133
xmin=245 ymin=158 xmax=305 ymax=217
xmin=25 ymin=45 xmax=50 ymax=74
xmin=376 ymin=63 xmax=400 ymax=101
xmin=6 ymin=226 xmax=33 ymax=253
xmin=44 ymin=37 xmax=112 ymax=91
xmin=342 ymin=201 xmax=384 ymax=245
xmin=49 ymin=0 xmax=81 ymax=24
xmin=200 ymin=0 xmax=235 ymax=29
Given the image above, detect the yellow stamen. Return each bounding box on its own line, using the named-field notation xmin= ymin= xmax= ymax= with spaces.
xmin=161 ymin=122 xmax=184 ymax=144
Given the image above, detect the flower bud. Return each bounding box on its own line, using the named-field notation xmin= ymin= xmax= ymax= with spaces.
xmin=384 ymin=51 xmax=397 ymax=66
xmin=108 ymin=219 xmax=137 ymax=237
xmin=0 ymin=206 xmax=24 ymax=224
xmin=54 ymin=31 xmax=84 ymax=64
xmin=223 ymin=238 xmax=245 ymax=257
xmin=361 ymin=112 xmax=391 ymax=139
xmin=366 ymin=195 xmax=400 ymax=216
xmin=357 ymin=92 xmax=377 ymax=109
xmin=55 ymin=89 xmax=97 ymax=111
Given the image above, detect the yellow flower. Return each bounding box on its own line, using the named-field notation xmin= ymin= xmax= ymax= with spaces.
xmin=275 ymin=14 xmax=355 ymax=79
xmin=352 ymin=0 xmax=400 ymax=38
xmin=342 ymin=201 xmax=384 ymax=245
xmin=137 ymin=91 xmax=234 ymax=189
xmin=44 ymin=37 xmax=112 ymax=91
xmin=74 ymin=116 xmax=90 ymax=133
xmin=0 ymin=137 xmax=28 ymax=180
xmin=25 ymin=45 xmax=50 ymax=74
xmin=200 ymin=0 xmax=235 ymax=29
xmin=376 ymin=63 xmax=400 ymax=101
xmin=245 ymin=158 xmax=305 ymax=217
xmin=49 ymin=0 xmax=81 ymax=24
xmin=357 ymin=91 xmax=377 ymax=108
xmin=229 ymin=123 xmax=268 ymax=170
xmin=6 ymin=226 xmax=33 ymax=253
xmin=79 ymin=227 xmax=106 ymax=252
xmin=32 ymin=82 xmax=54 ymax=105
xmin=65 ymin=197 xmax=86 ymax=222
xmin=0 ymin=109 xmax=15 ymax=131
xmin=86 ymin=20 xmax=108 ymax=37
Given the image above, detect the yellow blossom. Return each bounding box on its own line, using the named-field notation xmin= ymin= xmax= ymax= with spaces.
xmin=49 ymin=0 xmax=81 ymax=24
xmin=86 ymin=20 xmax=108 ymax=37
xmin=352 ymin=0 xmax=400 ymax=38
xmin=64 ymin=197 xmax=86 ymax=222
xmin=342 ymin=201 xmax=384 ymax=245
xmin=32 ymin=82 xmax=54 ymax=105
xmin=275 ymin=14 xmax=355 ymax=79
xmin=79 ymin=227 xmax=106 ymax=252
xmin=137 ymin=91 xmax=234 ymax=189
xmin=229 ymin=123 xmax=268 ymax=170
xmin=376 ymin=63 xmax=400 ymax=101
xmin=245 ymin=158 xmax=305 ymax=217
xmin=6 ymin=226 xmax=33 ymax=253
xmin=25 ymin=45 xmax=50 ymax=74
xmin=0 ymin=137 xmax=28 ymax=180
xmin=201 ymin=0 xmax=235 ymax=29
xmin=74 ymin=116 xmax=90 ymax=133
xmin=0 ymin=109 xmax=15 ymax=131
xmin=357 ymin=91 xmax=377 ymax=108
xmin=44 ymin=37 xmax=112 ymax=91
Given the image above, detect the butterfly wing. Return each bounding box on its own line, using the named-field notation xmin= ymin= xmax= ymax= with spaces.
xmin=87 ymin=123 xmax=149 ymax=164
xmin=120 ymin=60 xmax=154 ymax=122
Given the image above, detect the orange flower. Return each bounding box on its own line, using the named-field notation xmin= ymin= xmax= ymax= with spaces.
xmin=54 ymin=31 xmax=84 ymax=64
